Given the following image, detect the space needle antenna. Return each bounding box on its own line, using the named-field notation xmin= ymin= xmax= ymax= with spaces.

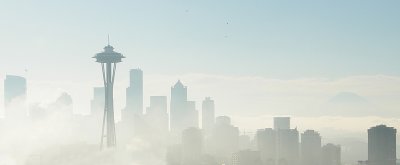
xmin=107 ymin=35 xmax=110 ymax=46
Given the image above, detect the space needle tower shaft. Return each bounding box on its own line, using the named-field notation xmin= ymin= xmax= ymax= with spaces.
xmin=93 ymin=39 xmax=125 ymax=149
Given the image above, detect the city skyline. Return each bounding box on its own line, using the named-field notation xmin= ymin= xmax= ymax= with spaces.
xmin=0 ymin=1 xmax=399 ymax=164
xmin=1 ymin=1 xmax=400 ymax=125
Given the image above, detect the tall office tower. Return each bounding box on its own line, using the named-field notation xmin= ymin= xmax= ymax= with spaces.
xmin=212 ymin=116 xmax=240 ymax=163
xmin=124 ymin=68 xmax=143 ymax=119
xmin=322 ymin=143 xmax=341 ymax=165
xmin=256 ymin=128 xmax=276 ymax=165
xmin=368 ymin=125 xmax=396 ymax=165
xmin=4 ymin=75 xmax=27 ymax=119
xmin=170 ymin=80 xmax=188 ymax=133
xmin=93 ymin=41 xmax=125 ymax=148
xmin=274 ymin=117 xmax=290 ymax=130
xmin=202 ymin=97 xmax=215 ymax=134
xmin=145 ymin=96 xmax=169 ymax=133
xmin=232 ymin=150 xmax=262 ymax=165
xmin=90 ymin=87 xmax=105 ymax=116
xmin=277 ymin=128 xmax=299 ymax=165
xmin=181 ymin=127 xmax=203 ymax=165
xmin=301 ymin=130 xmax=322 ymax=165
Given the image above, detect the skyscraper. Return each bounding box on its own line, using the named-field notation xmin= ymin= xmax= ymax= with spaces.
xmin=212 ymin=116 xmax=240 ymax=162
xmin=4 ymin=75 xmax=27 ymax=118
xmin=277 ymin=128 xmax=299 ymax=165
xmin=202 ymin=97 xmax=215 ymax=134
xmin=146 ymin=96 xmax=168 ymax=116
xmin=145 ymin=96 xmax=169 ymax=133
xmin=274 ymin=117 xmax=290 ymax=130
xmin=256 ymin=128 xmax=276 ymax=165
xmin=322 ymin=143 xmax=341 ymax=165
xmin=257 ymin=117 xmax=299 ymax=165
xmin=170 ymin=80 xmax=188 ymax=133
xmin=186 ymin=101 xmax=199 ymax=128
xmin=368 ymin=125 xmax=396 ymax=165
xmin=124 ymin=68 xmax=143 ymax=118
xmin=301 ymin=130 xmax=322 ymax=165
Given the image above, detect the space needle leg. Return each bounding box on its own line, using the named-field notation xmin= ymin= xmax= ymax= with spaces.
xmin=111 ymin=63 xmax=117 ymax=145
xmin=100 ymin=63 xmax=107 ymax=150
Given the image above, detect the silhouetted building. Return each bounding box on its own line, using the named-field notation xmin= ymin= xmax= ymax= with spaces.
xmin=170 ymin=80 xmax=198 ymax=135
xmin=90 ymin=87 xmax=104 ymax=116
xmin=322 ymin=143 xmax=341 ymax=165
xmin=256 ymin=128 xmax=276 ymax=165
xmin=274 ymin=117 xmax=290 ymax=130
xmin=202 ymin=97 xmax=215 ymax=134
xmin=182 ymin=127 xmax=203 ymax=165
xmin=232 ymin=150 xmax=262 ymax=165
xmin=277 ymin=128 xmax=299 ymax=165
xmin=257 ymin=117 xmax=299 ymax=165
xmin=124 ymin=68 xmax=143 ymax=119
xmin=4 ymin=75 xmax=27 ymax=119
xmin=145 ymin=96 xmax=169 ymax=134
xmin=301 ymin=130 xmax=322 ymax=165
xmin=212 ymin=116 xmax=239 ymax=163
xmin=186 ymin=101 xmax=199 ymax=128
xmin=170 ymin=80 xmax=187 ymax=134
xmin=368 ymin=125 xmax=396 ymax=165
xmin=119 ymin=69 xmax=145 ymax=143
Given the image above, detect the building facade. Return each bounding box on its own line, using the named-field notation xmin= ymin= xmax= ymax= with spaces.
xmin=368 ymin=125 xmax=396 ymax=165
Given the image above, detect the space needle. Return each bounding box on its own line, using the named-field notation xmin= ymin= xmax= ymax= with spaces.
xmin=93 ymin=38 xmax=125 ymax=149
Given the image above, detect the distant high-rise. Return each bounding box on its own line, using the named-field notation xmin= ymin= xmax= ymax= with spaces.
xmin=368 ymin=125 xmax=396 ymax=165
xmin=147 ymin=96 xmax=168 ymax=116
xmin=4 ymin=75 xmax=27 ymax=118
xmin=202 ymin=97 xmax=215 ymax=133
xmin=186 ymin=101 xmax=199 ymax=128
xmin=170 ymin=80 xmax=190 ymax=133
xmin=145 ymin=96 xmax=169 ymax=132
xmin=256 ymin=128 xmax=276 ymax=165
xmin=258 ymin=118 xmax=298 ymax=165
xmin=212 ymin=116 xmax=240 ymax=162
xmin=322 ymin=143 xmax=341 ymax=165
xmin=277 ymin=128 xmax=299 ymax=165
xmin=90 ymin=87 xmax=105 ymax=116
xmin=170 ymin=81 xmax=187 ymax=130
xmin=301 ymin=130 xmax=322 ymax=165
xmin=124 ymin=68 xmax=143 ymax=117
xmin=274 ymin=117 xmax=290 ymax=130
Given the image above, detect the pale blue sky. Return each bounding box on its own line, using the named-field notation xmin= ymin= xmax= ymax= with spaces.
xmin=1 ymin=0 xmax=400 ymax=81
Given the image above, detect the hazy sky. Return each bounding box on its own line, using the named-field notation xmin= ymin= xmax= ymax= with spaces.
xmin=1 ymin=0 xmax=400 ymax=78
xmin=1 ymin=0 xmax=400 ymax=132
